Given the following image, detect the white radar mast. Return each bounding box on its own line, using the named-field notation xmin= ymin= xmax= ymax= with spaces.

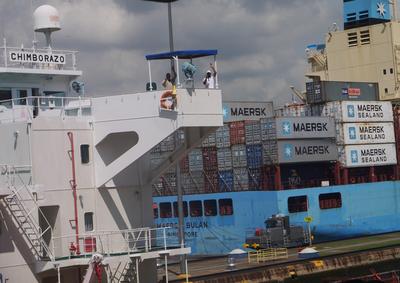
xmin=33 ymin=5 xmax=61 ymax=48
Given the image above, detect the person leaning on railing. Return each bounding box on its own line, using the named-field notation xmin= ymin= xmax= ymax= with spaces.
xmin=162 ymin=65 xmax=177 ymax=90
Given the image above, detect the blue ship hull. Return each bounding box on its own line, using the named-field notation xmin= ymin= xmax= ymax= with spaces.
xmin=153 ymin=181 xmax=400 ymax=255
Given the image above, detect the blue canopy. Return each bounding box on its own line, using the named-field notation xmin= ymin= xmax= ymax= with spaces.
xmin=146 ymin=49 xmax=218 ymax=60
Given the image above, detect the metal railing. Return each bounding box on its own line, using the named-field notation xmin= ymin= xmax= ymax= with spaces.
xmin=2 ymin=165 xmax=55 ymax=261
xmin=248 ymin=248 xmax=288 ymax=263
xmin=51 ymin=227 xmax=178 ymax=260
xmin=0 ymin=96 xmax=92 ymax=122
xmin=0 ymin=43 xmax=78 ymax=71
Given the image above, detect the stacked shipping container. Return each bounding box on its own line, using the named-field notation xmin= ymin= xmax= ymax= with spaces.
xmin=322 ymin=101 xmax=397 ymax=183
xmin=151 ymin=96 xmax=400 ymax=196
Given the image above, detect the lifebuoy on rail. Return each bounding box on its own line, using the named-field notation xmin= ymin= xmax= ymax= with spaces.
xmin=160 ymin=90 xmax=175 ymax=110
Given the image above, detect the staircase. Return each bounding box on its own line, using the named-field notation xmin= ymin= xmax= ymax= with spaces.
xmin=1 ymin=165 xmax=54 ymax=261
xmin=112 ymin=261 xmax=136 ymax=283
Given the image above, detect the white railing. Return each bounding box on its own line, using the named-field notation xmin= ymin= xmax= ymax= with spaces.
xmin=0 ymin=96 xmax=92 ymax=122
xmin=0 ymin=45 xmax=78 ymax=71
xmin=51 ymin=227 xmax=179 ymax=260
xmin=2 ymin=165 xmax=55 ymax=261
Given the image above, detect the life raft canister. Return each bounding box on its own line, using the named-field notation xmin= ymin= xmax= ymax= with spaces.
xmin=160 ymin=90 xmax=176 ymax=110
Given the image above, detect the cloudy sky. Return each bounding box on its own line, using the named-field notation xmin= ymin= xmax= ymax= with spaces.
xmin=1 ymin=0 xmax=344 ymax=106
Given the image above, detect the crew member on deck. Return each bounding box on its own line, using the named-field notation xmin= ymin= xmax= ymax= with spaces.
xmin=162 ymin=66 xmax=177 ymax=90
xmin=203 ymin=63 xmax=217 ymax=89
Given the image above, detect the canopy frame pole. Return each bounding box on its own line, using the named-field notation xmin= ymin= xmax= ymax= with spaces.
xmin=148 ymin=61 xmax=153 ymax=91
xmin=174 ymin=56 xmax=181 ymax=88
xmin=214 ymin=55 xmax=219 ymax=89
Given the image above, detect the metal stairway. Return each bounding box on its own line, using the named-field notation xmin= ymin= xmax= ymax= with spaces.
xmin=112 ymin=261 xmax=136 ymax=283
xmin=1 ymin=165 xmax=54 ymax=261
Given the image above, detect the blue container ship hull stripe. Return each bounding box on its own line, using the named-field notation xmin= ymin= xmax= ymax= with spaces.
xmin=154 ymin=181 xmax=400 ymax=255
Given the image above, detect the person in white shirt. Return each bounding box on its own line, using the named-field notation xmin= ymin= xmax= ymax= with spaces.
xmin=202 ymin=63 xmax=217 ymax=89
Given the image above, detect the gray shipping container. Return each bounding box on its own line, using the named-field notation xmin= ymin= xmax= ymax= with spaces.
xmin=223 ymin=101 xmax=274 ymax=122
xmin=274 ymin=117 xmax=335 ymax=139
xmin=260 ymin=118 xmax=277 ymax=141
xmin=306 ymin=81 xmax=378 ymax=104
xmin=245 ymin=121 xmax=262 ymax=144
xmin=181 ymin=171 xmax=205 ymax=194
xmin=216 ymin=125 xmax=231 ymax=148
xmin=232 ymin=144 xmax=247 ymax=167
xmin=262 ymin=141 xmax=279 ymax=165
xmin=233 ymin=167 xmax=249 ymax=191
xmin=201 ymin=132 xmax=216 ymax=147
xmin=188 ymin=149 xmax=203 ymax=171
xmin=277 ymin=139 xmax=337 ymax=164
xmin=217 ymin=147 xmax=233 ymax=170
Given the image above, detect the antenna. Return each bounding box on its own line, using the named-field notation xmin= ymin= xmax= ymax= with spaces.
xmin=390 ymin=0 xmax=398 ymax=21
xmin=30 ymin=0 xmax=37 ymax=48
xmin=33 ymin=5 xmax=61 ymax=48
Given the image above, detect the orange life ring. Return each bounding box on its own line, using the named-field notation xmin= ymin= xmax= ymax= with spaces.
xmin=160 ymin=90 xmax=175 ymax=110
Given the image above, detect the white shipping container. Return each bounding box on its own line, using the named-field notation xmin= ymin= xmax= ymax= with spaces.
xmin=339 ymin=143 xmax=397 ymax=168
xmin=322 ymin=101 xmax=393 ymax=122
xmin=336 ymin=122 xmax=395 ymax=145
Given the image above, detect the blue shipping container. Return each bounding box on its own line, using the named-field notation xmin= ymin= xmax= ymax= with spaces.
xmin=218 ymin=170 xmax=234 ymax=191
xmin=246 ymin=144 xmax=263 ymax=169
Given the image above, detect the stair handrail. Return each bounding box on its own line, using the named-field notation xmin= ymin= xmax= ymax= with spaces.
xmin=4 ymin=164 xmax=55 ymax=261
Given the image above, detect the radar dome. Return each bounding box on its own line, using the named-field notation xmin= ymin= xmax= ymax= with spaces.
xmin=34 ymin=5 xmax=61 ymax=33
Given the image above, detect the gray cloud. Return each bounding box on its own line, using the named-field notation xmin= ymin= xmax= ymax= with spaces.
xmin=1 ymin=0 xmax=344 ymax=106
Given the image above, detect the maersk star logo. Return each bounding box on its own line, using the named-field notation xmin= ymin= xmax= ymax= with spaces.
xmin=284 ymin=144 xmax=293 ymax=159
xmin=377 ymin=2 xmax=386 ymax=17
xmin=282 ymin=121 xmax=291 ymax=135
xmin=348 ymin=127 xmax=356 ymax=140
xmin=347 ymin=105 xmax=355 ymax=118
xmin=222 ymin=107 xmax=228 ymax=118
xmin=351 ymin=150 xmax=358 ymax=163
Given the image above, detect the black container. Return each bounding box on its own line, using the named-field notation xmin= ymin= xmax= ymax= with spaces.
xmin=306 ymin=81 xmax=378 ymax=104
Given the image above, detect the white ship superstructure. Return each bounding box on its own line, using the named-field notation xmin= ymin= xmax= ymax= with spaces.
xmin=0 ymin=5 xmax=222 ymax=282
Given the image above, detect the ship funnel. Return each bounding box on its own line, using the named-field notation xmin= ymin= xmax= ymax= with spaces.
xmin=33 ymin=5 xmax=61 ymax=48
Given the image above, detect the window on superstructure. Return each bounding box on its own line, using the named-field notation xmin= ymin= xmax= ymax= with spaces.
xmin=153 ymin=203 xmax=159 ymax=219
xmin=160 ymin=202 xmax=172 ymax=218
xmin=204 ymin=200 xmax=217 ymax=216
xmin=173 ymin=201 xmax=188 ymax=218
xmin=189 ymin=201 xmax=203 ymax=217
xmin=346 ymin=12 xmax=357 ymax=22
xmin=43 ymin=91 xmax=65 ymax=107
xmin=390 ymin=68 xmax=394 ymax=74
xmin=347 ymin=32 xmax=358 ymax=47
xmin=288 ymin=196 xmax=308 ymax=213
xmin=0 ymin=89 xmax=12 ymax=108
xmin=84 ymin=212 xmax=94 ymax=231
xmin=360 ymin=30 xmax=370 ymax=45
xmin=385 ymin=88 xmax=388 ymax=94
xmin=81 ymin=144 xmax=90 ymax=164
xmin=319 ymin=193 xmax=342 ymax=209
xmin=384 ymin=69 xmax=387 ymax=75
xmin=358 ymin=11 xmax=369 ymax=20
xmin=219 ymin=199 xmax=233 ymax=216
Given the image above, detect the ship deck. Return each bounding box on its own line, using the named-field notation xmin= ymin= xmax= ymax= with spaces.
xmin=159 ymin=231 xmax=400 ymax=282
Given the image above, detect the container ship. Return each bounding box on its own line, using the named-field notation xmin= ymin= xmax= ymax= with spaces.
xmin=153 ymin=0 xmax=400 ymax=255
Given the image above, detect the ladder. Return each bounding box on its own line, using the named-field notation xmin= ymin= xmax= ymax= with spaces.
xmin=1 ymin=165 xmax=54 ymax=261
xmin=112 ymin=261 xmax=136 ymax=283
